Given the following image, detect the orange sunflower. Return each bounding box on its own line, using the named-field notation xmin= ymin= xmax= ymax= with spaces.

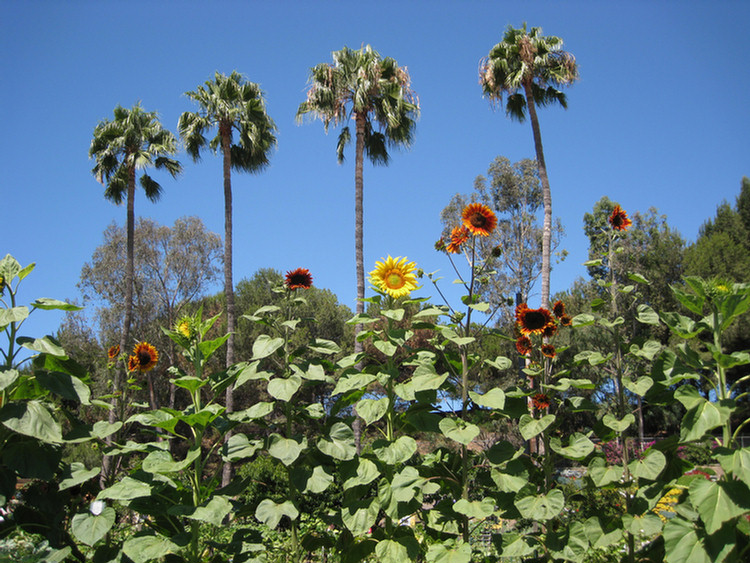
xmin=541 ymin=344 xmax=557 ymax=358
xmin=532 ymin=393 xmax=551 ymax=410
xmin=609 ymin=205 xmax=632 ymax=231
xmin=107 ymin=344 xmax=120 ymax=361
xmin=552 ymin=300 xmax=565 ymax=319
xmin=285 ymin=268 xmax=313 ymax=290
xmin=542 ymin=322 xmax=558 ymax=338
xmin=462 ymin=203 xmax=497 ymax=237
xmin=560 ymin=314 xmax=572 ymax=327
xmin=128 ymin=342 xmax=158 ymax=373
xmin=370 ymin=256 xmax=418 ymax=298
xmin=515 ymin=303 xmax=554 ymax=336
xmin=516 ymin=336 xmax=532 ymax=356
xmin=446 ymin=225 xmax=470 ymax=254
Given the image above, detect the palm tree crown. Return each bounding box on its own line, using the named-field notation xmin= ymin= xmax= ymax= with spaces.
xmin=297 ymin=44 xmax=419 ymax=164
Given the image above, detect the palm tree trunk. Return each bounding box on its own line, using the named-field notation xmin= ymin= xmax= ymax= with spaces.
xmin=220 ymin=124 xmax=235 ymax=487
xmin=101 ymin=166 xmax=136 ymax=487
xmin=523 ymin=82 xmax=552 ymax=308
xmin=352 ymin=111 xmax=366 ymax=454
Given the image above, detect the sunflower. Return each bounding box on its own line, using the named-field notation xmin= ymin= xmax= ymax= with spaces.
xmin=560 ymin=314 xmax=572 ymax=327
xmin=175 ymin=316 xmax=194 ymax=339
xmin=532 ymin=393 xmax=551 ymax=410
xmin=128 ymin=342 xmax=158 ymax=373
xmin=515 ymin=304 xmax=553 ymax=336
xmin=609 ymin=205 xmax=632 ymax=231
xmin=541 ymin=344 xmax=557 ymax=358
xmin=107 ymin=344 xmax=120 ymax=361
xmin=285 ymin=268 xmax=313 ymax=290
xmin=370 ymin=256 xmax=418 ymax=298
xmin=434 ymin=238 xmax=447 ymax=252
xmin=542 ymin=322 xmax=558 ymax=338
xmin=515 ymin=336 xmax=532 ymax=356
xmin=552 ymin=300 xmax=565 ymax=319
xmin=462 ymin=203 xmax=497 ymax=236
xmin=446 ymin=225 xmax=470 ymax=254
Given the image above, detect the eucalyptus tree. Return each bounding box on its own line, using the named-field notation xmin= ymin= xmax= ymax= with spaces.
xmin=297 ymin=45 xmax=420 ymax=345
xmin=480 ymin=24 xmax=578 ymax=307
xmin=179 ymin=71 xmax=277 ymax=485
xmin=89 ymin=103 xmax=181 ymax=482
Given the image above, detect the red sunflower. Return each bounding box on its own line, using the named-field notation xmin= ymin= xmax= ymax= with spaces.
xmin=542 ymin=322 xmax=558 ymax=338
xmin=107 ymin=344 xmax=120 ymax=361
xmin=532 ymin=393 xmax=551 ymax=410
xmin=560 ymin=314 xmax=572 ymax=327
xmin=128 ymin=342 xmax=158 ymax=373
xmin=541 ymin=344 xmax=557 ymax=358
xmin=446 ymin=225 xmax=470 ymax=254
xmin=516 ymin=304 xmax=554 ymax=336
xmin=609 ymin=205 xmax=632 ymax=231
xmin=552 ymin=300 xmax=565 ymax=319
xmin=516 ymin=336 xmax=533 ymax=356
xmin=285 ymin=268 xmax=313 ymax=290
xmin=461 ymin=203 xmax=497 ymax=237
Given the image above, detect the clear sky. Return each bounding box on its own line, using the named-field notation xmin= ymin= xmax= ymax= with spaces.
xmin=2 ymin=1 xmax=749 ymax=343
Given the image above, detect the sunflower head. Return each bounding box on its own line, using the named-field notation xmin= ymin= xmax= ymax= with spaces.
xmin=462 ymin=203 xmax=497 ymax=236
xmin=434 ymin=238 xmax=447 ymax=252
xmin=560 ymin=314 xmax=572 ymax=327
xmin=446 ymin=225 xmax=470 ymax=254
xmin=532 ymin=393 xmax=551 ymax=410
xmin=285 ymin=268 xmax=313 ymax=290
xmin=542 ymin=322 xmax=558 ymax=338
xmin=175 ymin=316 xmax=196 ymax=339
xmin=515 ymin=304 xmax=553 ymax=336
xmin=609 ymin=205 xmax=632 ymax=231
xmin=107 ymin=345 xmax=120 ymax=361
xmin=128 ymin=342 xmax=158 ymax=373
xmin=552 ymin=300 xmax=565 ymax=318
xmin=370 ymin=256 xmax=418 ymax=299
xmin=516 ymin=336 xmax=532 ymax=356
xmin=541 ymin=344 xmax=556 ymax=358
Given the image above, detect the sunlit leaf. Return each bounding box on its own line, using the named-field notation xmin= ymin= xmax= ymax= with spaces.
xmin=71 ymin=507 xmax=115 ymax=546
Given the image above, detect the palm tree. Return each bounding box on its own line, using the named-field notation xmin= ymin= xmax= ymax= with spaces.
xmin=480 ymin=24 xmax=578 ymax=308
xmin=90 ymin=102 xmax=181 ymax=483
xmin=297 ymin=45 xmax=419 ymax=343
xmin=178 ymin=71 xmax=276 ymax=485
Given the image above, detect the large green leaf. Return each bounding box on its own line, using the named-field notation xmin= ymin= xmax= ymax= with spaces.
xmin=663 ymin=517 xmax=712 ymax=563
xmin=515 ymin=489 xmax=564 ymax=521
xmin=255 ymin=499 xmax=298 ymax=529
xmin=0 ymin=306 xmax=29 ymax=330
xmin=453 ymin=497 xmax=495 ymax=520
xmin=372 ymin=436 xmax=417 ymax=464
xmin=142 ymin=448 xmax=201 ymax=474
xmin=98 ymin=477 xmax=152 ymax=501
xmin=35 ymin=371 xmax=90 ymax=404
xmin=171 ymin=495 xmax=233 ymax=526
xmin=59 ymin=462 xmax=101 ymax=491
xmin=375 ymin=539 xmax=412 ymax=563
xmin=0 ymin=400 xmax=63 ymax=443
xmin=222 ymin=433 xmax=263 ymax=462
xmin=32 ymin=298 xmax=82 ymax=312
xmin=332 ymin=373 xmax=377 ymax=395
xmin=679 ymin=398 xmax=731 ymax=442
xmin=356 ymin=397 xmax=389 ymax=426
xmin=341 ymin=497 xmax=380 ymax=535
xmin=251 ymin=335 xmax=284 ymax=360
xmin=122 ymin=535 xmax=179 ymax=563
xmin=689 ymin=477 xmax=749 ymax=534
xmin=438 ymin=417 xmax=480 ymax=445
xmin=602 ymin=413 xmax=634 ymax=432
xmin=70 ymin=507 xmax=116 ymax=546
xmin=588 ymin=458 xmax=623 ymax=487
xmin=623 ymin=376 xmax=654 ymax=396
xmin=317 ymin=422 xmax=356 ymax=461
xmin=550 ymin=433 xmax=595 ymax=461
xmin=716 ymin=447 xmax=750 ymax=484
xmin=171 ymin=376 xmax=206 ymax=394
xmin=229 ymin=401 xmax=275 ymax=423
xmin=519 ymin=414 xmax=555 ymax=440
xmin=373 ymin=340 xmax=398 ymax=357
xmin=292 ymin=465 xmax=333 ymax=494
xmin=268 ymin=434 xmax=306 ymax=466
xmin=627 ymin=449 xmax=666 ymax=480
xmin=342 ymin=458 xmax=380 ymax=490
xmin=308 ymin=338 xmax=341 ymax=355
xmin=583 ymin=517 xmax=623 ymax=548
xmin=425 ymin=541 xmax=472 ymax=563
xmin=18 ymin=336 xmax=67 ymax=358
xmin=0 ymin=369 xmax=19 ymax=391
xmin=469 ymin=388 xmax=505 ymax=410
xmin=267 ymin=375 xmax=301 ymax=402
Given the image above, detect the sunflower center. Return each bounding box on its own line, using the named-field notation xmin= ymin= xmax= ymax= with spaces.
xmin=469 ymin=213 xmax=487 ymax=228
xmin=138 ymin=351 xmax=152 ymax=366
xmin=386 ymin=271 xmax=406 ymax=289
xmin=524 ymin=311 xmax=548 ymax=330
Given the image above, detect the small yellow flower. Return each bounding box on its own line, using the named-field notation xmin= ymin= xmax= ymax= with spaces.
xmin=370 ymin=256 xmax=418 ymax=299
xmin=175 ymin=317 xmax=193 ymax=338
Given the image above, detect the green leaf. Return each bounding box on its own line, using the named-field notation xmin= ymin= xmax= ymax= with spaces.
xmin=515 ymin=489 xmax=564 ymax=521
xmin=171 ymin=375 xmax=206 ymax=394
xmin=468 ymin=301 xmax=490 ymax=312
xmin=32 ymin=298 xmax=82 ymax=312
xmin=660 ymin=311 xmax=704 ymax=339
xmin=550 ymin=433 xmax=595 ymax=461
xmin=0 ymin=400 xmax=63 ymax=443
xmin=573 ymin=350 xmax=609 ymax=365
xmin=268 ymin=434 xmax=306 ymax=466
xmin=251 ymin=334 xmax=284 ymax=359
xmin=332 ymin=373 xmax=377 ymax=395
xmin=672 ymin=285 xmax=706 ymax=316
xmin=142 ymin=448 xmax=201 ymax=474
xmin=636 ymin=304 xmax=660 ymax=325
xmin=663 ymin=517 xmax=712 ymax=563
xmin=716 ymin=447 xmax=750 ymax=484
xmin=222 ymin=433 xmax=263 ymax=462
xmin=689 ymin=478 xmax=749 ymax=534
xmin=628 ymin=273 xmax=650 ymax=285
xmin=469 ymin=388 xmax=505 ymax=410
xmin=122 ymin=535 xmax=179 ymax=563
xmin=571 ymin=313 xmax=595 ymax=327
xmin=59 ymin=463 xmax=101 ymax=491
xmin=173 ymin=495 xmax=233 ymax=526
xmin=356 ymin=397 xmax=389 ymax=426
xmin=308 ymin=338 xmax=341 ymax=355
xmin=292 ymin=465 xmax=333 ymax=494
xmin=425 ymin=541 xmax=472 ymax=563
xmin=230 ymin=401 xmax=274 ymax=423
xmin=679 ymin=397 xmax=731 ymax=442
xmin=518 ymin=414 xmax=555 ymax=441
xmin=92 ymin=421 xmax=122 ymax=440
xmin=233 ymin=361 xmax=270 ymax=389
xmin=255 ymin=499 xmax=298 ymax=529
xmin=583 ymin=517 xmax=623 ymax=549
xmin=485 ymin=356 xmax=512 ymax=370
xmin=267 ymin=375 xmax=301 ymax=402
xmin=628 ymin=449 xmax=666 ymax=480
xmin=372 ymin=436 xmax=418 ymax=464
xmin=18 ymin=336 xmax=67 ymax=358
xmin=97 ymin=477 xmax=152 ymax=501
xmin=410 ymin=371 xmax=449 ymax=393
xmin=588 ymin=458 xmax=623 ymax=487
xmin=623 ymin=376 xmax=654 ymax=397
xmin=0 ymin=369 xmax=19 ymax=391
xmin=453 ymin=497 xmax=495 ymax=520
xmin=342 ymin=458 xmax=380 ymax=490
xmin=373 ymin=340 xmax=398 ymax=357
xmin=317 ymin=422 xmax=356 ymax=461
xmin=381 ymin=308 xmax=405 ymax=321
xmin=341 ymin=497 xmax=380 ymax=535
xmin=0 ymin=306 xmax=29 ymax=330
xmin=71 ymin=507 xmax=116 ymax=546
xmin=602 ymin=413 xmax=635 ymax=432
xmin=438 ymin=418 xmax=480 ymax=445
xmin=630 ymin=340 xmax=662 ymax=360
xmin=34 ymin=371 xmax=91 ymax=404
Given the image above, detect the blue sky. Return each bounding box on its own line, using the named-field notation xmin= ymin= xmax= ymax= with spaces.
xmin=2 ymin=1 xmax=749 ymax=342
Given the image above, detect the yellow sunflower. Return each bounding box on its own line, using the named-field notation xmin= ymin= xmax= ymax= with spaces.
xmin=128 ymin=342 xmax=159 ymax=373
xmin=370 ymin=256 xmax=418 ymax=298
xmin=462 ymin=203 xmax=497 ymax=237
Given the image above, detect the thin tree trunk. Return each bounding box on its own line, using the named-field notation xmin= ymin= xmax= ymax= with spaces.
xmin=221 ymin=125 xmax=235 ymax=487
xmin=523 ymin=82 xmax=552 ymax=308
xmin=352 ymin=112 xmax=366 ymax=454
xmin=101 ymin=166 xmax=136 ymax=488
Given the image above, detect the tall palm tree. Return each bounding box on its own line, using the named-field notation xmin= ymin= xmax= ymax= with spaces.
xmin=178 ymin=71 xmax=276 ymax=485
xmin=90 ymin=103 xmax=181 ymax=483
xmin=480 ymin=24 xmax=578 ymax=308
xmin=297 ymin=45 xmax=419 ymax=343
